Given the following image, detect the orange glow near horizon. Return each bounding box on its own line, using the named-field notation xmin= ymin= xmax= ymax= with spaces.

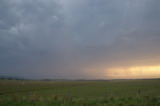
xmin=106 ymin=66 xmax=160 ymax=79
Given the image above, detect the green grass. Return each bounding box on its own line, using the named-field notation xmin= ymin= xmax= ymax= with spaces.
xmin=0 ymin=79 xmax=160 ymax=106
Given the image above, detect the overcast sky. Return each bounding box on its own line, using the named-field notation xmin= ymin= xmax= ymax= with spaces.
xmin=0 ymin=0 xmax=160 ymax=79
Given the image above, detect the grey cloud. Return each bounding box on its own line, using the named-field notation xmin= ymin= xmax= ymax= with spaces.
xmin=0 ymin=0 xmax=160 ymax=79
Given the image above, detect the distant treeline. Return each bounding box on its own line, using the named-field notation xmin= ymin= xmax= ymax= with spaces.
xmin=0 ymin=76 xmax=25 ymax=80
xmin=0 ymin=76 xmax=160 ymax=81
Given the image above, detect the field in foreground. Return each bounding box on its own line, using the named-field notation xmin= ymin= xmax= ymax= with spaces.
xmin=0 ymin=79 xmax=160 ymax=106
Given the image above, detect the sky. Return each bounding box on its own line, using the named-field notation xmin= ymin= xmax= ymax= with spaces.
xmin=0 ymin=0 xmax=160 ymax=79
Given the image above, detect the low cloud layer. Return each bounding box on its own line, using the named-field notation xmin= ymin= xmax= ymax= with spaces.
xmin=0 ymin=0 xmax=160 ymax=79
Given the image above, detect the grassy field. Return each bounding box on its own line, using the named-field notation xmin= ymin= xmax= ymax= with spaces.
xmin=0 ymin=79 xmax=160 ymax=106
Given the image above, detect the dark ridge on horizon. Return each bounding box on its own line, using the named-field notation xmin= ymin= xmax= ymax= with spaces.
xmin=0 ymin=75 xmax=159 ymax=81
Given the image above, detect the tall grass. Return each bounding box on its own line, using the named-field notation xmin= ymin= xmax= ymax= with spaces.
xmin=0 ymin=79 xmax=160 ymax=106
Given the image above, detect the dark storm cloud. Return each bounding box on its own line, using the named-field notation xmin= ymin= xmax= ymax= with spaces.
xmin=0 ymin=0 xmax=160 ymax=79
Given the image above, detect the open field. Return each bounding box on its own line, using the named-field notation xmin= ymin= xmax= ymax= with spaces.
xmin=0 ymin=79 xmax=160 ymax=106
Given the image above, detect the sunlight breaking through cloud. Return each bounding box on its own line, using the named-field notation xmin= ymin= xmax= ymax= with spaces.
xmin=106 ymin=66 xmax=160 ymax=79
